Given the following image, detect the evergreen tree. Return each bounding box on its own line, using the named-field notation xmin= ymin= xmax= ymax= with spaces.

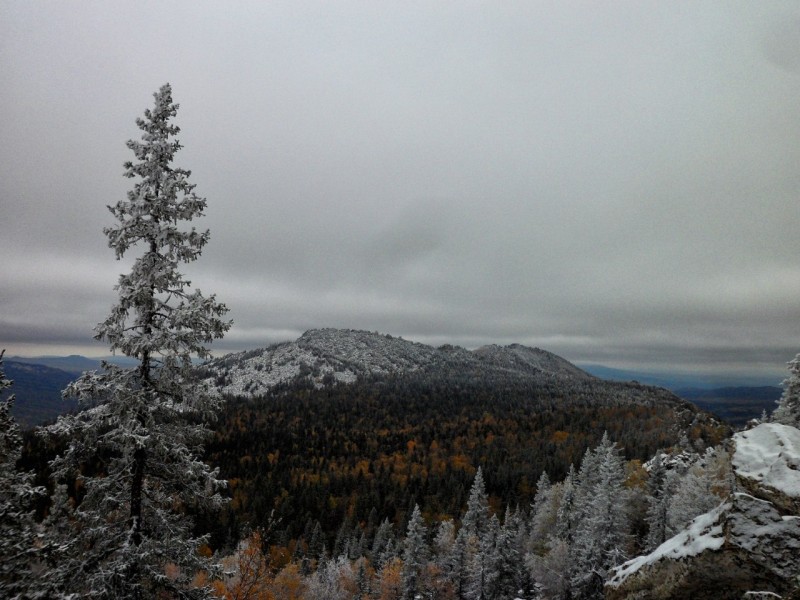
xmin=0 ymin=350 xmax=48 ymax=598
xmin=462 ymin=467 xmax=490 ymax=538
xmin=529 ymin=465 xmax=576 ymax=600
xmin=401 ymin=504 xmax=428 ymax=600
xmin=371 ymin=518 xmax=396 ymax=570
xmin=530 ymin=471 xmax=562 ymax=556
xmin=432 ymin=518 xmax=457 ymax=593
xmin=574 ymin=438 xmax=604 ymax=524
xmin=355 ymin=556 xmax=371 ymax=598
xmin=571 ymin=434 xmax=630 ymax=599
xmin=433 ymin=518 xmax=455 ymax=568
xmin=666 ymin=461 xmax=720 ymax=537
xmin=553 ymin=464 xmax=577 ymax=546
xmin=773 ymin=353 xmax=800 ymax=426
xmin=492 ymin=507 xmax=527 ymax=600
xmin=455 ymin=467 xmax=494 ymax=600
xmin=450 ymin=526 xmax=470 ymax=599
xmin=465 ymin=513 xmax=499 ymax=600
xmin=45 ymin=84 xmax=230 ymax=598
xmin=333 ymin=517 xmax=353 ymax=558
xmin=307 ymin=520 xmax=325 ymax=569
xmin=644 ymin=453 xmax=677 ymax=551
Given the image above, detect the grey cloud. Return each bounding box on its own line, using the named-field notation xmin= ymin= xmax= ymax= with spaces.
xmin=2 ymin=2 xmax=800 ymax=380
xmin=762 ymin=14 xmax=800 ymax=75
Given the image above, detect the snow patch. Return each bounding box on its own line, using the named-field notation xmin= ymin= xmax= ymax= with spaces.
xmin=608 ymin=500 xmax=728 ymax=587
xmin=733 ymin=423 xmax=800 ymax=499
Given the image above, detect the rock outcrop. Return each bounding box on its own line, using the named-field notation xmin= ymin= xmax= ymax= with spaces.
xmin=607 ymin=423 xmax=800 ymax=600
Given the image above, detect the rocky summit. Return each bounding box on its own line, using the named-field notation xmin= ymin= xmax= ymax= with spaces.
xmin=199 ymin=328 xmax=595 ymax=397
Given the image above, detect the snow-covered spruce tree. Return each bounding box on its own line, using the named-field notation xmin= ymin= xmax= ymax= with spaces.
xmin=528 ymin=465 xmax=576 ymax=600
xmin=401 ymin=504 xmax=429 ymax=600
xmin=0 ymin=350 xmax=48 ymax=598
xmin=371 ymin=517 xmax=397 ymax=571
xmin=644 ymin=453 xmax=680 ymax=552
xmin=462 ymin=467 xmax=491 ymax=539
xmin=571 ymin=433 xmax=631 ymax=599
xmin=46 ymin=84 xmax=230 ymax=599
xmin=773 ymin=352 xmax=800 ymax=426
xmin=461 ymin=468 xmax=498 ymax=600
xmin=492 ymin=507 xmax=528 ymax=600
xmin=530 ymin=470 xmax=559 ymax=556
xmin=665 ymin=453 xmax=724 ymax=537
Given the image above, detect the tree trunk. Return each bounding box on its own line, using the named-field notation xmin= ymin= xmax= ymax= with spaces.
xmin=130 ymin=445 xmax=146 ymax=546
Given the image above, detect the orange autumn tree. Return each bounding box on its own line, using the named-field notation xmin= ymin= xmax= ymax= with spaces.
xmin=213 ymin=530 xmax=272 ymax=600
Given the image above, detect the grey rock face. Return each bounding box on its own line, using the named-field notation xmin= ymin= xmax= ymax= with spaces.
xmin=608 ymin=424 xmax=800 ymax=600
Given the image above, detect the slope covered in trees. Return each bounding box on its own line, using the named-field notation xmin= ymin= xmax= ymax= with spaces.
xmin=4 ymin=361 xmax=77 ymax=428
xmin=206 ymin=368 xmax=728 ymax=548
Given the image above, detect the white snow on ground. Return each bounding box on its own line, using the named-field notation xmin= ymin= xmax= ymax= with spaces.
xmin=608 ymin=500 xmax=728 ymax=587
xmin=733 ymin=423 xmax=800 ymax=498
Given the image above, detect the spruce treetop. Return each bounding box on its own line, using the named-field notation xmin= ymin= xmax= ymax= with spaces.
xmin=97 ymin=82 xmax=229 ymax=370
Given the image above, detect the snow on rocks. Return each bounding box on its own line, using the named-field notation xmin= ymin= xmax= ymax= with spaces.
xmin=609 ymin=500 xmax=728 ymax=587
xmin=607 ymin=422 xmax=800 ymax=599
xmin=607 ymin=492 xmax=800 ymax=599
xmin=733 ymin=423 xmax=800 ymax=514
xmin=644 ymin=449 xmax=699 ymax=474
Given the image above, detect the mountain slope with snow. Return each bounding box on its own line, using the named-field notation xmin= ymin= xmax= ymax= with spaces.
xmin=199 ymin=328 xmax=596 ymax=397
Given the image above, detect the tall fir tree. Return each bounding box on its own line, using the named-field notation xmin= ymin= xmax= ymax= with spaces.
xmin=462 ymin=467 xmax=491 ymax=538
xmin=492 ymin=507 xmax=527 ymax=600
xmin=571 ymin=433 xmax=630 ymax=599
xmin=666 ymin=459 xmax=721 ymax=537
xmin=401 ymin=504 xmax=429 ymax=600
xmin=530 ymin=471 xmax=560 ymax=556
xmin=465 ymin=513 xmax=499 ymax=600
xmin=553 ymin=464 xmax=577 ymax=546
xmin=371 ymin=517 xmax=396 ymax=570
xmin=45 ymin=84 xmax=230 ymax=599
xmin=644 ymin=453 xmax=676 ymax=551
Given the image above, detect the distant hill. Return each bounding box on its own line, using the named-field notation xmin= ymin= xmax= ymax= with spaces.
xmin=578 ymin=364 xmax=781 ymax=390
xmin=9 ymin=334 xmax=776 ymax=430
xmin=199 ymin=328 xmax=596 ymax=396
xmin=577 ymin=364 xmax=783 ymax=427
xmin=3 ymin=361 xmax=78 ymax=428
xmin=9 ymin=354 xmax=138 ymax=376
xmin=5 ymin=355 xmax=142 ymax=428
xmin=675 ymin=386 xmax=782 ymax=427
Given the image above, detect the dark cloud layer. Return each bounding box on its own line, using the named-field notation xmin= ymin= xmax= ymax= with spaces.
xmin=2 ymin=2 xmax=800 ymax=380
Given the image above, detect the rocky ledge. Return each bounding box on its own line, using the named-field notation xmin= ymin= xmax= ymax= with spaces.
xmin=607 ymin=423 xmax=800 ymax=600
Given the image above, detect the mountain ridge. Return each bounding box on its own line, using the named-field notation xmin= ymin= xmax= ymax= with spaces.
xmin=199 ymin=328 xmax=596 ymax=397
xmin=3 ymin=360 xmax=78 ymax=428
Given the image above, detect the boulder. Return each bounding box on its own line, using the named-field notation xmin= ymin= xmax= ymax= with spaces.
xmin=732 ymin=423 xmax=800 ymax=515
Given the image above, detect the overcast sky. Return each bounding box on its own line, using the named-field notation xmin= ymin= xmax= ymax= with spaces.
xmin=2 ymin=1 xmax=800 ymax=379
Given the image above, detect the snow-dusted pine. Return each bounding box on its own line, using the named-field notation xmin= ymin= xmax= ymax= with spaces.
xmin=401 ymin=504 xmax=428 ymax=600
xmin=773 ymin=353 xmax=800 ymax=427
xmin=571 ymin=433 xmax=631 ymax=599
xmin=44 ymin=84 xmax=230 ymax=599
xmin=0 ymin=350 xmax=50 ymax=598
